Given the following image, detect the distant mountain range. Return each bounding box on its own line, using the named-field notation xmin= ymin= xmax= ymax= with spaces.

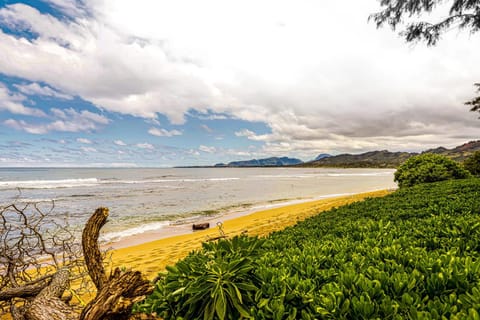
xmin=314 ymin=153 xmax=331 ymax=161
xmin=299 ymin=150 xmax=414 ymax=168
xmin=215 ymin=157 xmax=303 ymax=167
xmin=301 ymin=140 xmax=480 ymax=168
xmin=213 ymin=140 xmax=480 ymax=168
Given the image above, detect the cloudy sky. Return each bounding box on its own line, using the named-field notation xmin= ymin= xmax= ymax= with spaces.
xmin=0 ymin=0 xmax=479 ymax=167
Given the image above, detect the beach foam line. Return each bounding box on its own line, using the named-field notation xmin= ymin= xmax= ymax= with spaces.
xmin=111 ymin=189 xmax=392 ymax=279
xmin=251 ymin=171 xmax=395 ymax=179
xmin=0 ymin=178 xmax=100 ymax=189
xmin=101 ymin=221 xmax=171 ymax=243
xmin=104 ymin=192 xmax=365 ymax=248
xmin=0 ymin=177 xmax=242 ymax=190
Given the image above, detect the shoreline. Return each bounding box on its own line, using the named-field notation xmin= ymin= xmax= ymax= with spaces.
xmin=110 ymin=189 xmax=392 ymax=279
xmin=105 ymin=191 xmax=358 ymax=250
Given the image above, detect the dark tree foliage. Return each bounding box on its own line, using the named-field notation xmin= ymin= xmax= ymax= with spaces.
xmin=463 ymin=150 xmax=480 ymax=175
xmin=370 ymin=0 xmax=480 ymax=45
xmin=465 ymin=83 xmax=480 ymax=116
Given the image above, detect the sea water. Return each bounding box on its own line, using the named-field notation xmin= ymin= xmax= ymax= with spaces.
xmin=0 ymin=167 xmax=396 ymax=242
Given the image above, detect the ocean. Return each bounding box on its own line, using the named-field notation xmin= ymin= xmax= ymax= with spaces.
xmin=0 ymin=167 xmax=397 ymax=243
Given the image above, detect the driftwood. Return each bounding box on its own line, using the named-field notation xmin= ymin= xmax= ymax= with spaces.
xmin=79 ymin=208 xmax=153 ymax=320
xmin=192 ymin=222 xmax=210 ymax=230
xmin=24 ymin=269 xmax=77 ymax=320
xmin=0 ymin=205 xmax=154 ymax=320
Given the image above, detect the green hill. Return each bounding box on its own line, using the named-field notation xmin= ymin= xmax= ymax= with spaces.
xmin=215 ymin=156 xmax=303 ymax=167
xmin=302 ymin=140 xmax=480 ymax=168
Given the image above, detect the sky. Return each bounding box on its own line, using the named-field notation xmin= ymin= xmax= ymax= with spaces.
xmin=0 ymin=0 xmax=479 ymax=167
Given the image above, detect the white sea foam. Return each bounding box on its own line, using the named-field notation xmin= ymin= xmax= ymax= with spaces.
xmin=0 ymin=178 xmax=100 ymax=189
xmin=0 ymin=176 xmax=241 ymax=190
xmin=15 ymin=198 xmax=58 ymax=203
xmin=253 ymin=172 xmax=393 ymax=179
xmin=0 ymin=167 xmax=397 ymax=246
xmin=326 ymin=172 xmax=394 ymax=177
xmin=101 ymin=221 xmax=170 ymax=242
xmin=112 ymin=177 xmax=240 ymax=184
xmin=252 ymin=174 xmax=316 ymax=179
xmin=146 ymin=177 xmax=241 ymax=183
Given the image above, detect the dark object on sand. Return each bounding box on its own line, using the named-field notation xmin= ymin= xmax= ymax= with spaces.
xmin=192 ymin=222 xmax=210 ymax=230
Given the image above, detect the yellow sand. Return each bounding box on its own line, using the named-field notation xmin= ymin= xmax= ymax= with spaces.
xmin=111 ymin=190 xmax=391 ymax=279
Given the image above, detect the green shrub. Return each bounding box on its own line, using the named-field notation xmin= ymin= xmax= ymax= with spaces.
xmin=394 ymin=153 xmax=471 ymax=188
xmin=464 ymin=151 xmax=480 ymax=176
xmin=135 ymin=236 xmax=265 ymax=320
xmin=137 ymin=179 xmax=480 ymax=319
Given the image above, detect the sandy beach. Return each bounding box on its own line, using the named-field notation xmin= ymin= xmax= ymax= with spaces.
xmin=110 ymin=189 xmax=391 ymax=279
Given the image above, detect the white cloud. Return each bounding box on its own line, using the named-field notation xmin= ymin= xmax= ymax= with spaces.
xmin=113 ymin=139 xmax=127 ymax=146
xmin=136 ymin=142 xmax=154 ymax=150
xmin=0 ymin=1 xmax=479 ymax=153
xmin=195 ymin=113 xmax=229 ymax=120
xmin=13 ymin=82 xmax=73 ymax=100
xmin=0 ymin=83 xmax=46 ymax=116
xmin=4 ymin=119 xmax=48 ymax=134
xmin=3 ymin=107 xmax=110 ymax=134
xmin=44 ymin=0 xmax=87 ymax=16
xmin=199 ymin=145 xmax=216 ymax=153
xmin=187 ymin=149 xmax=201 ymax=156
xmin=50 ymin=108 xmax=109 ymax=125
xmin=200 ymin=124 xmax=213 ymax=133
xmin=226 ymin=149 xmax=252 ymax=157
xmin=235 ymin=129 xmax=255 ymax=138
xmin=148 ymin=127 xmax=182 ymax=137
xmin=76 ymin=137 xmax=92 ymax=144
xmin=81 ymin=146 xmax=97 ymax=153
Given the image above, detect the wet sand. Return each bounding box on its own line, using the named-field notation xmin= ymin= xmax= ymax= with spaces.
xmin=110 ymin=189 xmax=391 ymax=279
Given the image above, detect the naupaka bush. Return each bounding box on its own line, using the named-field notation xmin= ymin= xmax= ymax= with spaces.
xmin=394 ymin=153 xmax=470 ymax=188
xmin=137 ymin=178 xmax=480 ymax=319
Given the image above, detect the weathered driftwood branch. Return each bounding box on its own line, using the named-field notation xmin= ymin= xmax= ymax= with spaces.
xmin=81 ymin=207 xmax=108 ymax=291
xmin=1 ymin=206 xmax=154 ymax=320
xmin=24 ymin=269 xmax=77 ymax=320
xmin=80 ymin=269 xmax=152 ymax=319
xmin=80 ymin=208 xmax=153 ymax=320
xmin=0 ymin=273 xmax=54 ymax=301
xmin=0 ymin=202 xmax=87 ymax=320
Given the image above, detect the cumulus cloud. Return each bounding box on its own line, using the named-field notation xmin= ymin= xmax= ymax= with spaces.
xmin=4 ymin=119 xmax=48 ymax=134
xmin=51 ymin=108 xmax=109 ymax=125
xmin=200 ymin=124 xmax=213 ymax=133
xmin=187 ymin=149 xmax=200 ymax=156
xmin=0 ymin=1 xmax=479 ymax=153
xmin=81 ymin=146 xmax=97 ymax=153
xmin=148 ymin=127 xmax=182 ymax=137
xmin=44 ymin=0 xmax=88 ymax=16
xmin=199 ymin=145 xmax=216 ymax=153
xmin=76 ymin=137 xmax=92 ymax=144
xmin=113 ymin=139 xmax=127 ymax=146
xmin=14 ymin=82 xmax=73 ymax=100
xmin=136 ymin=142 xmax=154 ymax=150
xmin=0 ymin=83 xmax=46 ymax=116
xmin=235 ymin=129 xmax=256 ymax=138
xmin=4 ymin=107 xmax=110 ymax=134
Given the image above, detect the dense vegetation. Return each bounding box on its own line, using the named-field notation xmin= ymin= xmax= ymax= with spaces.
xmin=464 ymin=151 xmax=480 ymax=176
xmin=298 ymin=150 xmax=414 ymax=168
xmin=394 ymin=154 xmax=471 ymax=188
xmin=137 ymin=178 xmax=480 ymax=319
